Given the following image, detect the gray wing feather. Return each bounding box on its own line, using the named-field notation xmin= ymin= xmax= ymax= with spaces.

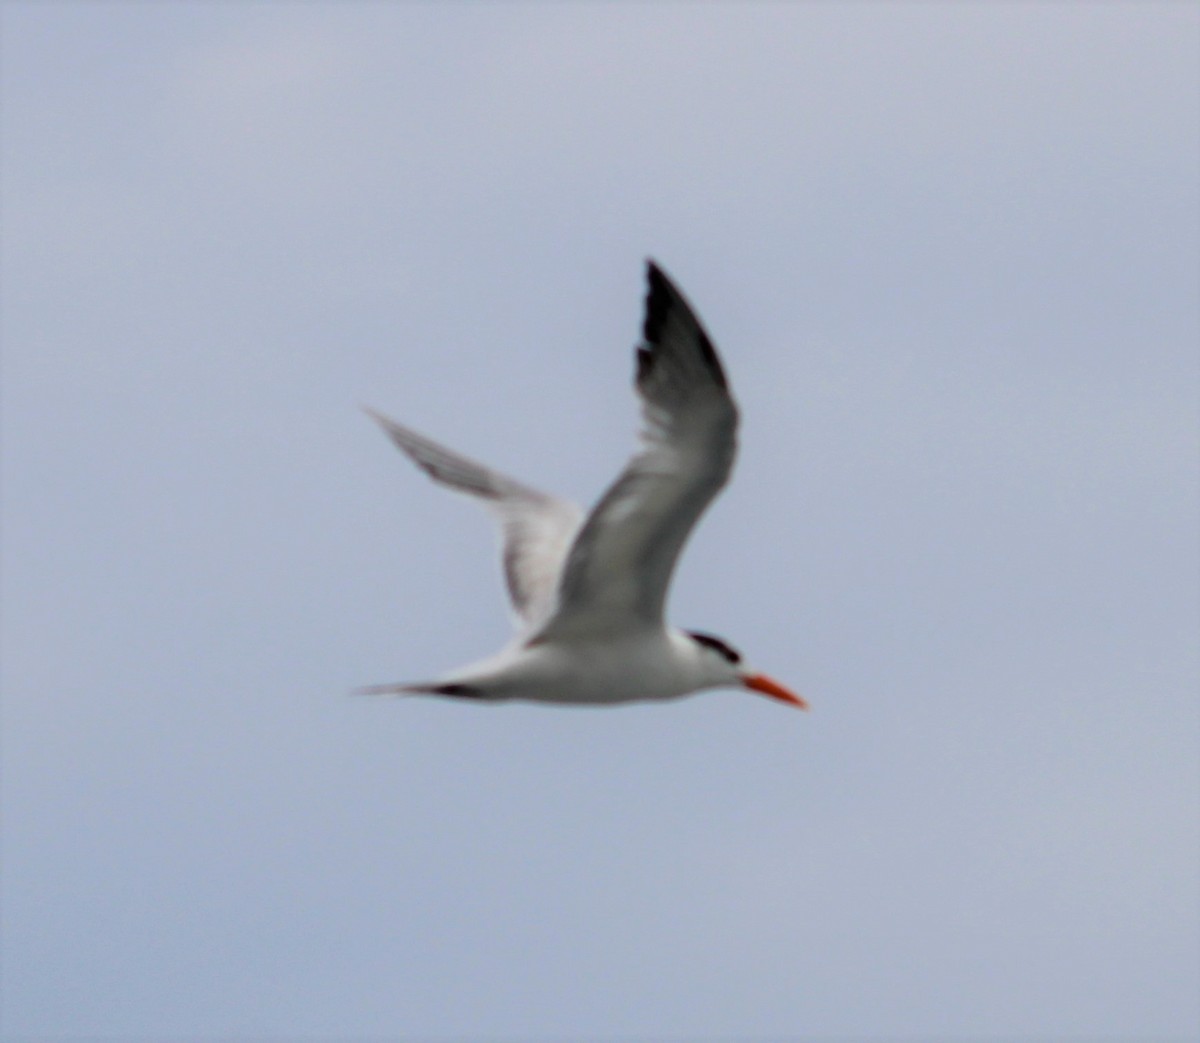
xmin=532 ymin=261 xmax=739 ymax=640
xmin=365 ymin=408 xmax=583 ymax=630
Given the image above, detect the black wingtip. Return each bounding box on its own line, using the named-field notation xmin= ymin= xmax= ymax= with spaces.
xmin=642 ymin=261 xmax=674 ymax=346
xmin=639 ymin=260 xmax=729 ymax=391
xmin=636 ymin=346 xmax=655 ymax=383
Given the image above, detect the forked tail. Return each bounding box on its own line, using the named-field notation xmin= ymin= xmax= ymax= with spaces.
xmin=354 ymin=682 xmax=488 ymax=699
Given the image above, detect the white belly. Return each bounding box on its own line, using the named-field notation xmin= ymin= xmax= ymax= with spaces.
xmin=442 ymin=630 xmax=707 ymax=705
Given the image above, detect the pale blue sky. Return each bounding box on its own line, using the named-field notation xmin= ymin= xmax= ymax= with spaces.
xmin=2 ymin=3 xmax=1197 ymax=1040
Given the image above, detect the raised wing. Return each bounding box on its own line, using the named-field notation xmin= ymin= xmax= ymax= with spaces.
xmin=532 ymin=261 xmax=739 ymax=641
xmin=365 ymin=408 xmax=583 ymax=630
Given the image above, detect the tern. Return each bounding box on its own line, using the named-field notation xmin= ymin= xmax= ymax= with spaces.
xmin=361 ymin=261 xmax=806 ymax=710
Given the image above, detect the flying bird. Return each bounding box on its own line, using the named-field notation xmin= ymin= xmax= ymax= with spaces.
xmin=361 ymin=261 xmax=806 ymax=710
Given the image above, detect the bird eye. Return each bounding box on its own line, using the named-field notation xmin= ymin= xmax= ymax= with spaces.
xmin=686 ymin=631 xmax=742 ymax=664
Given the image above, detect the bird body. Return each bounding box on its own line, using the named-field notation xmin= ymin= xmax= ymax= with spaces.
xmin=396 ymin=629 xmax=728 ymax=706
xmin=362 ymin=261 xmax=806 ymax=711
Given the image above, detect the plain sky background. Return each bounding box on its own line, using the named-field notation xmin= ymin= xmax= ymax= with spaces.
xmin=2 ymin=3 xmax=1197 ymax=1041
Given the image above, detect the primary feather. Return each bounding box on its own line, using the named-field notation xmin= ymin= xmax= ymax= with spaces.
xmin=363 ymin=408 xmax=582 ymax=630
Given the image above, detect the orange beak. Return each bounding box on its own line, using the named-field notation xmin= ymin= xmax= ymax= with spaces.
xmin=742 ymin=672 xmax=809 ymax=710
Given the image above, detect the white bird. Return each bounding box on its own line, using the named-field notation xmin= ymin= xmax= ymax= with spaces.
xmin=361 ymin=261 xmax=807 ymax=710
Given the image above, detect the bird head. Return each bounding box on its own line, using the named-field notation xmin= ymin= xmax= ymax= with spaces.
xmin=685 ymin=630 xmax=809 ymax=709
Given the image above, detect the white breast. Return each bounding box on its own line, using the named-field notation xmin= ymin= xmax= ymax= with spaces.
xmin=441 ymin=628 xmax=713 ymax=705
